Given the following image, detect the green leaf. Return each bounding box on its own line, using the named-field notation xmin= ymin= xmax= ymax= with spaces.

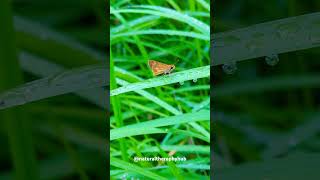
xmin=111 ymin=65 xmax=210 ymax=96
xmin=111 ymin=110 xmax=209 ymax=140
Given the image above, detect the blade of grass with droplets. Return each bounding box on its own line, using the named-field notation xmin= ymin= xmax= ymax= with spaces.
xmin=0 ymin=64 xmax=107 ymax=110
xmin=212 ymin=12 xmax=320 ymax=66
xmin=111 ymin=65 xmax=210 ymax=96
xmin=19 ymin=52 xmax=107 ymax=109
xmin=131 ymin=5 xmax=209 ymax=34
xmin=111 ymin=29 xmax=209 ymax=42
xmin=111 ymin=6 xmax=209 ymax=35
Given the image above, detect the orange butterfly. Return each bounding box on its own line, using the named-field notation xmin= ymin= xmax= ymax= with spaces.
xmin=148 ymin=60 xmax=175 ymax=76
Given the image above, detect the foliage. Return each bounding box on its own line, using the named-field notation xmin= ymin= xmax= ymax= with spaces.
xmin=110 ymin=0 xmax=210 ymax=179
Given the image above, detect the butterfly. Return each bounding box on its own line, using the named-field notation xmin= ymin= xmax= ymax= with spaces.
xmin=148 ymin=60 xmax=175 ymax=76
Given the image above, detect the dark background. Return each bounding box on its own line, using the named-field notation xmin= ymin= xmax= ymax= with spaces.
xmin=0 ymin=0 xmax=107 ymax=179
xmin=213 ymin=0 xmax=320 ymax=179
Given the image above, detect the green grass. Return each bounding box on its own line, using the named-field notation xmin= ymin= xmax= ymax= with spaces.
xmin=110 ymin=0 xmax=210 ymax=179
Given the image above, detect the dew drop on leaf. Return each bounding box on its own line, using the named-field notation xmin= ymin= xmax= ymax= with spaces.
xmin=179 ymin=81 xmax=184 ymax=85
xmin=193 ymin=78 xmax=198 ymax=83
xmin=222 ymin=62 xmax=237 ymax=75
xmin=265 ymin=54 xmax=279 ymax=66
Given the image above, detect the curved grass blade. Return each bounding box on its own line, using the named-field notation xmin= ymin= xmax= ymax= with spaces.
xmin=111 ymin=65 xmax=210 ymax=96
xmin=111 ymin=29 xmax=209 ymax=42
xmin=111 ymin=110 xmax=209 ymax=140
xmin=212 ymin=12 xmax=320 ymax=66
xmin=19 ymin=52 xmax=107 ymax=109
xmin=112 ymin=6 xmax=209 ymax=35
xmin=0 ymin=64 xmax=107 ymax=110
xmin=111 ymin=15 xmax=160 ymax=34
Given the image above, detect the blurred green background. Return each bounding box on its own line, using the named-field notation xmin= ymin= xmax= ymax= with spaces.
xmin=0 ymin=0 xmax=106 ymax=179
xmin=213 ymin=0 xmax=320 ymax=179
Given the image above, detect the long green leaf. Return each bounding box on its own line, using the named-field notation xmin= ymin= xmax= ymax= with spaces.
xmin=111 ymin=65 xmax=210 ymax=96
xmin=111 ymin=110 xmax=209 ymax=140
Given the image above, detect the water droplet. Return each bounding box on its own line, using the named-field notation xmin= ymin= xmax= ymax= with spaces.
xmin=121 ymin=173 xmax=128 ymax=180
xmin=179 ymin=81 xmax=184 ymax=85
xmin=222 ymin=62 xmax=237 ymax=75
xmin=193 ymin=78 xmax=198 ymax=83
xmin=265 ymin=54 xmax=279 ymax=66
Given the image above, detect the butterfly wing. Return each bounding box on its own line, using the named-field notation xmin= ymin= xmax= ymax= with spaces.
xmin=148 ymin=60 xmax=174 ymax=76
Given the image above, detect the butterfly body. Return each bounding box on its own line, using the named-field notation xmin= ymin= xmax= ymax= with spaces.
xmin=148 ymin=60 xmax=175 ymax=76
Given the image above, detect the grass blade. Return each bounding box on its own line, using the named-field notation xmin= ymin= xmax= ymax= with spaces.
xmin=111 ymin=29 xmax=209 ymax=42
xmin=111 ymin=110 xmax=209 ymax=140
xmin=212 ymin=12 xmax=320 ymax=66
xmin=0 ymin=64 xmax=107 ymax=110
xmin=111 ymin=65 xmax=210 ymax=96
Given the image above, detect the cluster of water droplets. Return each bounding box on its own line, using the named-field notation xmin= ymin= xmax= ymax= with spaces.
xmin=221 ymin=54 xmax=280 ymax=75
xmin=179 ymin=79 xmax=198 ymax=86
